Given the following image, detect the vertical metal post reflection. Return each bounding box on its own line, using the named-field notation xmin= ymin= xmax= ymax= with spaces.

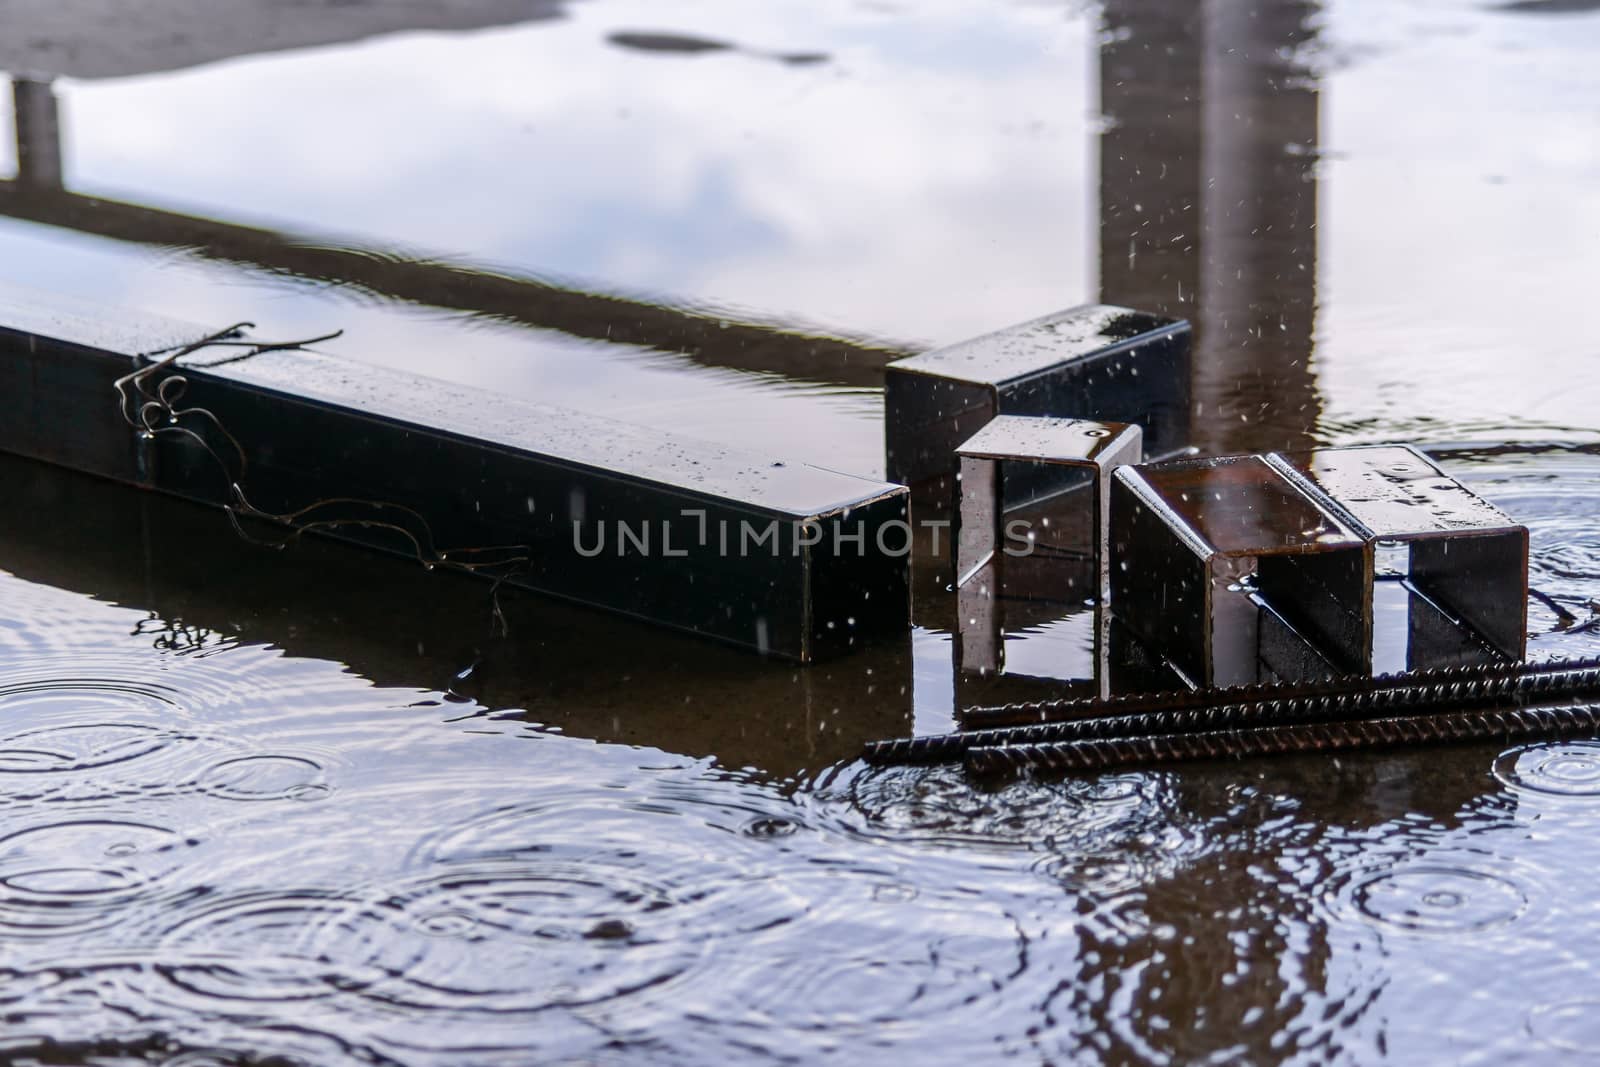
xmin=1195 ymin=0 xmax=1321 ymax=454
xmin=13 ymin=78 xmax=63 ymax=189
xmin=1099 ymin=0 xmax=1323 ymax=455
xmin=1088 ymin=12 xmax=1341 ymax=1056
xmin=1098 ymin=0 xmax=1204 ymax=318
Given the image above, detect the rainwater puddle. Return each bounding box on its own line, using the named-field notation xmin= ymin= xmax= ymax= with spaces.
xmin=2 ymin=0 xmax=1600 ymax=1061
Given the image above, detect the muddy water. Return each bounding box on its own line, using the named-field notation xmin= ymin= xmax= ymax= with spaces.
xmin=4 ymin=0 xmax=1600 ymax=1062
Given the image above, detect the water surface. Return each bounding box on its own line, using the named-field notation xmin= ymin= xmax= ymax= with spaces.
xmin=3 ymin=0 xmax=1600 ymax=1061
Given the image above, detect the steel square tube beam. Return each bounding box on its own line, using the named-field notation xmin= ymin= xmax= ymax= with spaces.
xmin=883 ymin=304 xmax=1190 ymax=487
xmin=0 ymin=285 xmax=909 ymax=661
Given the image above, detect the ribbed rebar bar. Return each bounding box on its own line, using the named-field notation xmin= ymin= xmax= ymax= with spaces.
xmin=964 ymin=702 xmax=1600 ymax=775
xmin=956 ymin=655 xmax=1600 ymax=730
xmin=865 ymin=659 xmax=1600 ymax=766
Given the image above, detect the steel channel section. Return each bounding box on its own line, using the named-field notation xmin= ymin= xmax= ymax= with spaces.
xmin=954 ymin=415 xmax=1143 ymax=603
xmin=953 ymin=417 xmax=1140 ymax=700
xmin=1112 ymin=447 xmax=1528 ymax=687
xmin=1265 ymin=445 xmax=1528 ymax=663
xmin=1109 ymin=455 xmax=1369 ymax=687
xmin=0 ymin=286 xmax=910 ymax=661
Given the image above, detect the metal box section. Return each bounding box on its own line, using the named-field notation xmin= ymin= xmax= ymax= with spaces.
xmin=883 ymin=304 xmax=1190 ymax=487
xmin=952 ymin=416 xmax=1141 ymax=704
xmin=1109 ymin=455 xmax=1370 ymax=688
xmin=1267 ymin=445 xmax=1528 ymax=665
xmin=954 ymin=415 xmax=1142 ymax=602
xmin=1111 ymin=447 xmax=1529 ymax=688
xmin=0 ymin=285 xmax=909 ymax=662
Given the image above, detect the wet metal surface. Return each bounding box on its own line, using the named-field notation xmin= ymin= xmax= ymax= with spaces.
xmin=1109 ymin=455 xmax=1368 ymax=686
xmin=955 ymin=415 xmax=1140 ymax=592
xmin=0 ymin=285 xmax=910 ymax=660
xmin=966 ymin=703 xmax=1600 ymax=776
xmin=870 ymin=657 xmax=1600 ymax=766
xmin=1273 ymin=445 xmax=1531 ymax=661
xmin=1117 ymin=455 xmax=1364 ymax=559
xmin=4 ymin=0 xmax=1600 ymax=1061
xmin=884 ymin=304 xmax=1189 ymax=484
xmin=953 ymin=417 xmax=1139 ymax=703
xmin=1275 ymin=445 xmax=1523 ymax=538
xmin=1109 ymin=448 xmax=1528 ymax=681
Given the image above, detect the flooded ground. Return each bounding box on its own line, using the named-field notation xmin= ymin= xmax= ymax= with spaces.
xmin=3 ymin=0 xmax=1600 ymax=1061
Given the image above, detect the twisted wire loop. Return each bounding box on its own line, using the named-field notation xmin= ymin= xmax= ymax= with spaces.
xmin=863 ymin=661 xmax=1600 ymax=766
xmin=956 ymin=654 xmax=1600 ymax=730
xmin=963 ymin=702 xmax=1600 ymax=776
xmin=113 ymin=325 xmax=535 ymax=635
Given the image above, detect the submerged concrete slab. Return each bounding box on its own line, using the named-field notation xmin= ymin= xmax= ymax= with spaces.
xmin=0 ymin=285 xmax=909 ymax=661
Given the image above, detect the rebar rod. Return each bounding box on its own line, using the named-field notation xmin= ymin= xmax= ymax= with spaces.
xmin=964 ymin=702 xmax=1600 ymax=776
xmin=957 ymin=655 xmax=1600 ymax=730
xmin=865 ymin=659 xmax=1600 ymax=765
